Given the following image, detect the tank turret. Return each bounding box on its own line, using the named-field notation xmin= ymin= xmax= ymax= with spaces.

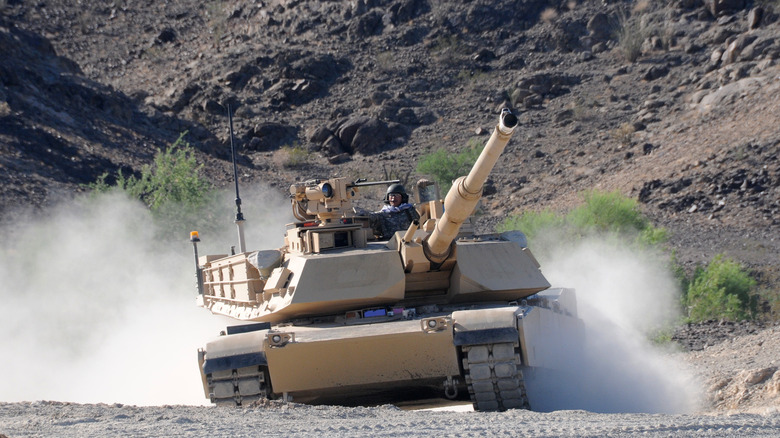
xmin=193 ymin=109 xmax=582 ymax=411
xmin=389 ymin=109 xmax=548 ymax=302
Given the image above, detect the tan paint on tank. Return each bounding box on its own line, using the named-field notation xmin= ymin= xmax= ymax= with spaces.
xmin=285 ymin=249 xmax=405 ymax=303
xmin=449 ymin=241 xmax=550 ymax=300
xmin=265 ymin=321 xmax=460 ymax=393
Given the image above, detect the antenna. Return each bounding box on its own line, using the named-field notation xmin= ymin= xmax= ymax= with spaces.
xmin=228 ymin=104 xmax=247 ymax=253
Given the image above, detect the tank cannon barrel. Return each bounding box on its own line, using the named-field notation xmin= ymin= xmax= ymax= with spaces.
xmin=424 ymin=109 xmax=518 ymax=263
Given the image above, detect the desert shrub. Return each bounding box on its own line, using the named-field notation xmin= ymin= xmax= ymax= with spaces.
xmin=540 ymin=7 xmax=558 ymax=23
xmin=429 ymin=33 xmax=472 ymax=66
xmin=416 ymin=139 xmax=483 ymax=192
xmin=376 ymin=51 xmax=395 ymax=73
xmin=91 ymin=132 xmax=212 ymax=210
xmin=566 ymin=190 xmax=648 ymax=234
xmin=281 ymin=144 xmax=311 ymax=169
xmin=571 ymin=97 xmax=599 ymax=122
xmin=89 ymin=132 xmax=218 ymax=234
xmin=130 ymin=133 xmax=212 ymax=211
xmin=381 ymin=163 xmax=413 ymax=190
xmin=638 ymin=225 xmax=669 ymax=246
xmin=499 ymin=191 xmax=760 ymax=322
xmin=499 ymin=190 xmax=667 ymax=247
xmin=457 ymin=68 xmax=491 ymax=83
xmin=684 ymin=255 xmax=758 ymax=322
xmin=649 ymin=325 xmax=677 ymax=346
xmin=763 ymin=287 xmax=780 ymax=321
xmin=207 ymin=0 xmax=228 ymax=45
xmin=615 ymin=10 xmax=647 ymax=63
xmin=430 ymin=34 xmax=464 ymax=54
xmin=611 ymin=122 xmax=636 ymax=146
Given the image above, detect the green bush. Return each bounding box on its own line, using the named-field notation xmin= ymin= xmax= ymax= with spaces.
xmin=496 ymin=210 xmax=563 ymax=240
xmin=123 ymin=132 xmax=212 ymax=211
xmin=89 ymin=132 xmax=217 ymax=233
xmin=281 ymin=144 xmax=311 ymax=169
xmin=416 ymin=139 xmax=483 ymax=192
xmin=498 ymin=190 xmax=668 ymax=249
xmin=638 ymin=226 xmax=669 ymax=247
xmin=498 ymin=190 xmax=760 ymax=322
xmin=685 ymin=255 xmax=758 ymax=322
xmin=566 ymin=190 xmax=649 ymax=234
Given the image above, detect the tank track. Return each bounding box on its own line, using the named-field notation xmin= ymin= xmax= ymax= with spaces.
xmin=461 ymin=342 xmax=530 ymax=411
xmin=208 ymin=365 xmax=270 ymax=407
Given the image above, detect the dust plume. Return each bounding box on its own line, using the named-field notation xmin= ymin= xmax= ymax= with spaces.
xmin=0 ymin=187 xmax=290 ymax=406
xmin=523 ymin=235 xmax=701 ymax=413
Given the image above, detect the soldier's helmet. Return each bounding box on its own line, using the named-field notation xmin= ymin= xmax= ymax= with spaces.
xmin=384 ymin=183 xmax=409 ymax=204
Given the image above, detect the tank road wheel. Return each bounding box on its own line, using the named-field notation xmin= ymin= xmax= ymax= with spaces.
xmin=460 ymin=342 xmax=530 ymax=411
xmin=208 ymin=365 xmax=272 ymax=407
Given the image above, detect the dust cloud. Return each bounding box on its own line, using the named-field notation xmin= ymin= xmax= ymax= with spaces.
xmin=0 ymin=188 xmax=701 ymax=412
xmin=524 ymin=235 xmax=701 ymax=414
xmin=0 ymin=187 xmax=290 ymax=406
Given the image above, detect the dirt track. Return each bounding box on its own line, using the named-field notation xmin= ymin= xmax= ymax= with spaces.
xmin=2 ymin=399 xmax=779 ymax=438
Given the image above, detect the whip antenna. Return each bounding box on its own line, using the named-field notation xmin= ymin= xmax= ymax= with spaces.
xmin=228 ymin=104 xmax=246 ymax=253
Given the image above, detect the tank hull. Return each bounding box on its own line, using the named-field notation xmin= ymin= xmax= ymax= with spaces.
xmin=198 ymin=288 xmax=582 ymax=410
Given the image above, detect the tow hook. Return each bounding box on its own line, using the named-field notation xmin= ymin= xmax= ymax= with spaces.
xmin=444 ymin=376 xmax=458 ymax=399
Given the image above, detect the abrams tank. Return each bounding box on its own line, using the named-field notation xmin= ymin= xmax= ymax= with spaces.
xmin=192 ymin=109 xmax=583 ymax=411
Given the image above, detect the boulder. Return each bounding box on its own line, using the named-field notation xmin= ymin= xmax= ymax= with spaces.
xmin=722 ymin=34 xmax=758 ymax=64
xmin=748 ymin=7 xmax=764 ymax=29
xmin=247 ymin=123 xmax=298 ymax=151
xmin=321 ymin=135 xmax=347 ymax=157
xmin=384 ymin=0 xmax=428 ymax=26
xmin=643 ymin=65 xmax=670 ymax=81
xmin=155 ymin=28 xmax=176 ymax=44
xmin=307 ymin=126 xmax=333 ymax=144
xmin=351 ymin=118 xmax=398 ymax=155
xmin=587 ymin=13 xmax=612 ymax=42
xmin=348 ymin=10 xmax=383 ymax=40
xmin=336 ymin=116 xmax=372 ymax=151
xmin=704 ymin=0 xmax=746 ymax=17
xmin=282 ymin=52 xmax=348 ymax=82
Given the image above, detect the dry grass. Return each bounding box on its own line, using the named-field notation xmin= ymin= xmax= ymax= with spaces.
xmin=611 ymin=122 xmax=636 ymax=146
xmin=615 ymin=10 xmax=647 ymax=63
xmin=540 ymin=7 xmax=558 ymax=23
xmin=276 ymin=144 xmax=311 ymax=169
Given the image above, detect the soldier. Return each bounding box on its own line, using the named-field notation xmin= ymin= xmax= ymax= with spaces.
xmin=381 ymin=183 xmax=413 ymax=212
xmin=370 ymin=184 xmax=420 ymax=239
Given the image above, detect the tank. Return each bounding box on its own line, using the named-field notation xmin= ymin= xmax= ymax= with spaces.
xmin=192 ymin=109 xmax=583 ymax=411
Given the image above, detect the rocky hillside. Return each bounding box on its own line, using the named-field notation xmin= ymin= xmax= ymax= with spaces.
xmin=2 ymin=0 xmax=778 ymax=293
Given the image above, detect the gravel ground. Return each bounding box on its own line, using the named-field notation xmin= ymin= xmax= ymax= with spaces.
xmin=680 ymin=325 xmax=780 ymax=414
xmin=1 ymin=399 xmax=779 ymax=438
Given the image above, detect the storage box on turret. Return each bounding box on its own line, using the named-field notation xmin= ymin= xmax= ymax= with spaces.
xmin=200 ymin=253 xmax=264 ymax=303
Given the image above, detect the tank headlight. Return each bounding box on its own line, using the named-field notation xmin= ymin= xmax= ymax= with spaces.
xmin=427 ymin=319 xmax=438 ymax=329
xmin=321 ymin=183 xmax=334 ymax=199
xmin=271 ymin=334 xmax=282 ymax=343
